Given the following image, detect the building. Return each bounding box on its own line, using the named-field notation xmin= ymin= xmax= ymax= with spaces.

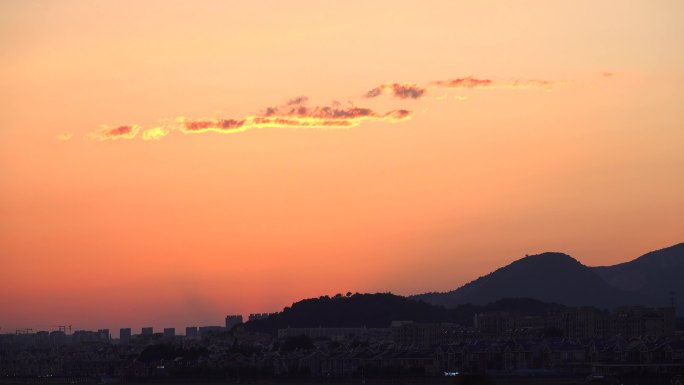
xmin=610 ymin=306 xmax=676 ymax=337
xmin=49 ymin=330 xmax=66 ymax=345
xmin=472 ymin=306 xmax=678 ymax=339
xmin=474 ymin=312 xmax=547 ymax=337
xmin=475 ymin=312 xmax=519 ymax=335
xmin=278 ymin=326 xmax=375 ymax=342
xmin=186 ymin=326 xmax=198 ymax=339
xmin=248 ymin=313 xmax=274 ymax=322
xmin=391 ymin=322 xmax=441 ymax=348
xmin=225 ymin=314 xmax=243 ymax=329
xmin=163 ymin=328 xmax=175 ymax=337
xmin=97 ymin=329 xmax=110 ymax=342
xmin=549 ymin=306 xmax=676 ymax=339
xmin=72 ymin=330 xmax=101 ymax=343
xmin=141 ymin=327 xmax=153 ymax=336
xmin=120 ymin=328 xmax=131 ymax=344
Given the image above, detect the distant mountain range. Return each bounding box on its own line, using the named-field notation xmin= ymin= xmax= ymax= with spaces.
xmin=413 ymin=243 xmax=684 ymax=313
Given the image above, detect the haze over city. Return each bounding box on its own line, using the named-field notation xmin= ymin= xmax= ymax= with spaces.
xmin=1 ymin=0 xmax=683 ymax=336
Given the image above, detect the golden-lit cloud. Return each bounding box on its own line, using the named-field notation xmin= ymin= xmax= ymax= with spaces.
xmin=88 ymin=124 xmax=140 ymax=141
xmin=88 ymin=98 xmax=411 ymax=141
xmin=90 ymin=75 xmax=564 ymax=141
xmin=364 ymin=83 xmax=427 ymax=99
xmin=142 ymin=126 xmax=170 ymax=141
xmin=180 ymin=99 xmax=411 ymax=135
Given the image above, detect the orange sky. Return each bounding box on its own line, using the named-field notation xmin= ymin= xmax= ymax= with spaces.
xmin=1 ymin=1 xmax=683 ymax=334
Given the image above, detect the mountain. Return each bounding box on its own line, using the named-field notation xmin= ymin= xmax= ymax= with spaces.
xmin=246 ymin=293 xmax=452 ymax=334
xmin=593 ymin=243 xmax=684 ymax=308
xmin=413 ymin=243 xmax=684 ymax=313
xmin=244 ymin=293 xmax=565 ymax=335
xmin=413 ymin=252 xmax=627 ymax=308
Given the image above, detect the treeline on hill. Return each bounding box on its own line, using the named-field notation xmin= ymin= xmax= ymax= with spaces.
xmin=243 ymin=293 xmax=567 ymax=335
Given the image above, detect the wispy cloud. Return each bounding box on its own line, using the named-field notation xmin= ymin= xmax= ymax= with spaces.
xmin=88 ymin=125 xmax=140 ymax=141
xmin=87 ymin=75 xmax=565 ymax=142
xmin=364 ymin=83 xmax=427 ymax=99
xmin=104 ymin=98 xmax=413 ymax=141
xmin=365 ymin=77 xmax=564 ymax=100
xmin=430 ymin=77 xmax=494 ymax=89
xmin=431 ymin=77 xmax=564 ymax=90
xmin=180 ymin=98 xmax=410 ymax=135
xmin=56 ymin=132 xmax=74 ymax=141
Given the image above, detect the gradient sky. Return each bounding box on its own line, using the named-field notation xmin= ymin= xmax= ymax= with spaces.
xmin=1 ymin=1 xmax=683 ymax=335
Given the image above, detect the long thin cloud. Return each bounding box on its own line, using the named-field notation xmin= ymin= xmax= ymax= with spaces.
xmin=87 ymin=75 xmax=565 ymax=141
xmin=134 ymin=98 xmax=410 ymax=141
xmin=364 ymin=76 xmax=564 ymax=99
xmin=429 ymin=77 xmax=494 ymax=89
xmin=179 ymin=101 xmax=410 ymax=135
xmin=432 ymin=77 xmax=566 ymax=91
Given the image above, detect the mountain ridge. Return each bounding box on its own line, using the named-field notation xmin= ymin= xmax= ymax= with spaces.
xmin=412 ymin=242 xmax=684 ymax=313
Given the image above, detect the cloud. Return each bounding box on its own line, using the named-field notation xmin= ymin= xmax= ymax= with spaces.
xmin=364 ymin=77 xmax=562 ymax=100
xmin=285 ymin=96 xmax=309 ymax=105
xmin=56 ymin=132 xmax=74 ymax=141
xmin=89 ymin=74 xmax=565 ymax=142
xmin=430 ymin=77 xmax=561 ymax=90
xmin=142 ymin=126 xmax=170 ymax=141
xmin=88 ymin=125 xmax=140 ymax=141
xmin=182 ymin=118 xmax=247 ymax=133
xmin=180 ymin=98 xmax=411 ymax=135
xmin=431 ymin=77 xmax=494 ymax=89
xmin=495 ymin=79 xmax=559 ymax=89
xmin=364 ymin=83 xmax=427 ymax=99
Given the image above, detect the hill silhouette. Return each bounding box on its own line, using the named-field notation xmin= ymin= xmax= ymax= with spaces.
xmin=593 ymin=243 xmax=684 ymax=308
xmin=412 ymin=252 xmax=626 ymax=308
xmin=244 ymin=293 xmax=565 ymax=335
xmin=412 ymin=243 xmax=684 ymax=312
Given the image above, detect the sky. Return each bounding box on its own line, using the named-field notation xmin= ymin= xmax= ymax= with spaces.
xmin=1 ymin=1 xmax=683 ymax=335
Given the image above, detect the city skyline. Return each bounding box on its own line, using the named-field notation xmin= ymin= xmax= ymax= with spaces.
xmin=2 ymin=1 xmax=683 ymax=333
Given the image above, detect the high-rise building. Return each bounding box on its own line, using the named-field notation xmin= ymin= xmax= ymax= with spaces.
xmin=120 ymin=328 xmax=132 ymax=344
xmin=141 ymin=327 xmax=153 ymax=336
xmin=185 ymin=326 xmax=198 ymax=339
xmin=98 ymin=329 xmax=110 ymax=342
xmin=225 ymin=314 xmax=243 ymax=329
xmin=49 ymin=331 xmax=66 ymax=345
xmin=163 ymin=328 xmax=175 ymax=337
